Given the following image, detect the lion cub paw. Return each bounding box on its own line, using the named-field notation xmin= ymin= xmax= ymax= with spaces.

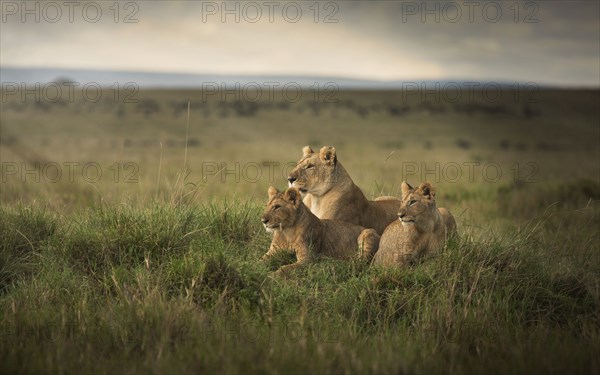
xmin=357 ymin=228 xmax=380 ymax=261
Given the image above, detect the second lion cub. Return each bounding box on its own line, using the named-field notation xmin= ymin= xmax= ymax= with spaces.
xmin=261 ymin=186 xmax=380 ymax=275
xmin=372 ymin=181 xmax=457 ymax=266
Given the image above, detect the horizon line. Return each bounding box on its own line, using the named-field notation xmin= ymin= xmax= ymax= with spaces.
xmin=1 ymin=65 xmax=598 ymax=89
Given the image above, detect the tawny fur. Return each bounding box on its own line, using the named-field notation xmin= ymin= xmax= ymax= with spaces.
xmin=261 ymin=186 xmax=380 ymax=275
xmin=372 ymin=181 xmax=457 ymax=266
xmin=287 ymin=146 xmax=401 ymax=235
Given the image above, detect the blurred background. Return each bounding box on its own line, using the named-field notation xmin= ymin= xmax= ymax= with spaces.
xmin=1 ymin=0 xmax=599 ymax=228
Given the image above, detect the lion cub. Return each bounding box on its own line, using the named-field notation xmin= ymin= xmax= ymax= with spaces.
xmin=372 ymin=182 xmax=456 ymax=266
xmin=287 ymin=146 xmax=401 ymax=235
xmin=261 ymin=186 xmax=380 ymax=275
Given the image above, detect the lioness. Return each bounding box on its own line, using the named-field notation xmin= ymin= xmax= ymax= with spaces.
xmin=372 ymin=181 xmax=457 ymax=266
xmin=261 ymin=186 xmax=380 ymax=275
xmin=287 ymin=146 xmax=400 ymax=235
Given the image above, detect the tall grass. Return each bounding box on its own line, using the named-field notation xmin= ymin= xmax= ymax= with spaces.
xmin=1 ymin=188 xmax=598 ymax=374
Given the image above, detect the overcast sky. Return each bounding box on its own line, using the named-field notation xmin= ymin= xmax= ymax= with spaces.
xmin=1 ymin=0 xmax=599 ymax=86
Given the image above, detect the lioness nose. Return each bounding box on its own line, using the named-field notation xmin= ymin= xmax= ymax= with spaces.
xmin=287 ymin=177 xmax=296 ymax=183
xmin=261 ymin=217 xmax=268 ymax=224
xmin=398 ymin=213 xmax=405 ymax=219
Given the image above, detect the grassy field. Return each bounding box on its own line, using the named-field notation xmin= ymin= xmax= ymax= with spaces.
xmin=1 ymin=87 xmax=599 ymax=374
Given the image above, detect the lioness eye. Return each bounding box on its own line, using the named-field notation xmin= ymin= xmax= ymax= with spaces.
xmin=273 ymin=205 xmax=280 ymax=210
xmin=409 ymin=200 xmax=417 ymax=206
xmin=305 ymin=164 xmax=314 ymax=169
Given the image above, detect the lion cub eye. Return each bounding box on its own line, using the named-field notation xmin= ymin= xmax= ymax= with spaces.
xmin=272 ymin=205 xmax=281 ymax=211
xmin=304 ymin=164 xmax=314 ymax=170
xmin=408 ymin=200 xmax=417 ymax=206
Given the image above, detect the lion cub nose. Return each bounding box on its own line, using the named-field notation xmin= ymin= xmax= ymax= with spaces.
xmin=261 ymin=217 xmax=268 ymax=224
xmin=398 ymin=213 xmax=405 ymax=219
xmin=287 ymin=177 xmax=296 ymax=183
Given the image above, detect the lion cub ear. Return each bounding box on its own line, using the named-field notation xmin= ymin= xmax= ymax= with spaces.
xmin=319 ymin=146 xmax=337 ymax=165
xmin=418 ymin=182 xmax=435 ymax=199
xmin=302 ymin=146 xmax=314 ymax=157
xmin=401 ymin=181 xmax=413 ymax=197
xmin=268 ymin=186 xmax=279 ymax=199
xmin=283 ymin=187 xmax=301 ymax=206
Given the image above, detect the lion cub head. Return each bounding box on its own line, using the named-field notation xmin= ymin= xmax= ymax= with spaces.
xmin=287 ymin=146 xmax=338 ymax=196
xmin=398 ymin=181 xmax=438 ymax=231
xmin=261 ymin=186 xmax=302 ymax=232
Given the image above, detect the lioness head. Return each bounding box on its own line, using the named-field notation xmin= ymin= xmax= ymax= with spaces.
xmin=261 ymin=186 xmax=302 ymax=232
xmin=398 ymin=181 xmax=437 ymax=229
xmin=287 ymin=146 xmax=338 ymax=196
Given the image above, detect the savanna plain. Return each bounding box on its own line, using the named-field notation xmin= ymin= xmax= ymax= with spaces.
xmin=1 ymin=86 xmax=599 ymax=374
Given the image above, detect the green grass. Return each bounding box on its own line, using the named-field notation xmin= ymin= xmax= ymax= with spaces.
xmin=1 ymin=190 xmax=598 ymax=374
xmin=1 ymin=88 xmax=599 ymax=373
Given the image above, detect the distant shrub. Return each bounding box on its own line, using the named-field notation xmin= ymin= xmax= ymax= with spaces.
xmin=381 ymin=140 xmax=404 ymax=150
xmin=455 ymin=139 xmax=471 ymax=150
xmin=387 ymin=105 xmax=410 ymax=117
xmin=136 ymin=99 xmax=161 ymax=117
xmin=515 ymin=142 xmax=528 ymax=151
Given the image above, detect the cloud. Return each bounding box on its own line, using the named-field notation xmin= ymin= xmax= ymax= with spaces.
xmin=1 ymin=0 xmax=598 ymax=86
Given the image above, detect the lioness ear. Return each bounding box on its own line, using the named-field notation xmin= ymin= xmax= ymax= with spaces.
xmin=284 ymin=187 xmax=301 ymax=206
xmin=418 ymin=182 xmax=435 ymax=199
xmin=302 ymin=146 xmax=314 ymax=157
xmin=268 ymin=186 xmax=279 ymax=200
xmin=401 ymin=181 xmax=413 ymax=197
xmin=319 ymin=146 xmax=337 ymax=165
